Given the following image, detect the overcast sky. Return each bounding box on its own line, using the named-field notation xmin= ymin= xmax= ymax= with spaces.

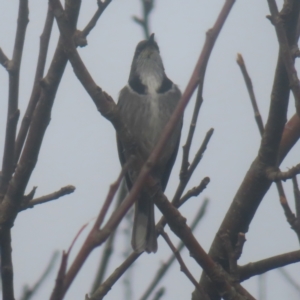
xmin=0 ymin=0 xmax=300 ymax=299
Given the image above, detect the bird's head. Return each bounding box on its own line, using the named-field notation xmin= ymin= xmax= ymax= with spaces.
xmin=129 ymin=33 xmax=165 ymax=94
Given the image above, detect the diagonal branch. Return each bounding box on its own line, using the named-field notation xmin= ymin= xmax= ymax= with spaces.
xmin=80 ymin=0 xmax=112 ymax=40
xmin=160 ymin=229 xmax=208 ymax=298
xmin=236 ymin=53 xmax=264 ymax=135
xmin=20 ymin=252 xmax=59 ymax=300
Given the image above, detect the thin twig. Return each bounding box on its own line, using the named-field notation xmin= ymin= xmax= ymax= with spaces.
xmin=20 ymin=252 xmax=59 ymax=300
xmin=292 ymin=176 xmax=300 ymax=219
xmin=91 ymin=180 xmax=127 ymax=293
xmin=236 ymin=53 xmax=264 ymax=135
xmin=179 ymin=177 xmax=210 ymax=206
xmin=160 ymin=229 xmax=205 ymax=296
xmin=174 ymin=129 xmax=213 ymax=206
xmin=87 ymin=252 xmax=140 ymax=300
xmin=266 ymin=163 xmax=300 ymax=181
xmin=278 ymin=267 xmax=300 ymax=293
xmin=132 ymin=0 xmax=154 ymax=39
xmin=50 ymin=252 xmax=69 ymax=300
xmin=80 ymin=0 xmax=112 ymax=39
xmin=93 ymin=157 xmax=133 ymax=230
xmin=20 ymin=185 xmax=75 ymax=211
xmin=61 ymin=156 xmax=133 ymax=297
xmin=151 ymin=287 xmax=165 ymax=300
xmin=0 ymin=48 xmax=9 ymax=68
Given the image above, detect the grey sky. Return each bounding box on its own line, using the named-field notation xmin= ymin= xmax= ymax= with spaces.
xmin=0 ymin=0 xmax=299 ymax=299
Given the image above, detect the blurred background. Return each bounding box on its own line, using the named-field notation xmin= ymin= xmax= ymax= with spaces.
xmin=0 ymin=0 xmax=299 ymax=299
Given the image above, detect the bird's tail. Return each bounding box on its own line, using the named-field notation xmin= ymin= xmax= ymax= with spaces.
xmin=131 ymin=195 xmax=157 ymax=253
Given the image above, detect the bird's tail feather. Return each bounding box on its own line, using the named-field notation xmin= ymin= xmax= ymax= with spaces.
xmin=132 ymin=195 xmax=157 ymax=253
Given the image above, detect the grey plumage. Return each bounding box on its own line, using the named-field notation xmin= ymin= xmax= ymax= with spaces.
xmin=117 ymin=34 xmax=182 ymax=253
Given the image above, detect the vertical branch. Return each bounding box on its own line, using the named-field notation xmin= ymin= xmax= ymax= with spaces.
xmin=132 ymin=0 xmax=154 ymax=39
xmin=14 ymin=4 xmax=54 ymax=164
xmin=0 ymin=0 xmax=29 ymax=202
xmin=1 ymin=230 xmax=14 ymax=300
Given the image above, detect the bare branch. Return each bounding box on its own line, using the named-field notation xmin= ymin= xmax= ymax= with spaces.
xmin=0 ymin=0 xmax=29 ymax=202
xmin=278 ymin=267 xmax=300 ymax=293
xmin=151 ymin=287 xmax=165 ymax=300
xmin=93 ymin=198 xmax=209 ymax=300
xmin=292 ymin=176 xmax=300 ymax=218
xmin=91 ymin=180 xmax=127 ymax=293
xmin=87 ymin=252 xmax=140 ymax=300
xmin=236 ymin=53 xmax=264 ymax=135
xmin=93 ymin=157 xmax=133 ymax=230
xmin=0 ymin=48 xmax=10 ymax=69
xmin=61 ymin=156 xmax=134 ymax=297
xmin=160 ymin=229 xmax=207 ymax=297
xmin=175 ymin=129 xmax=213 ymax=206
xmin=50 ymin=252 xmax=68 ymax=300
xmin=132 ymin=0 xmax=154 ymax=39
xmin=14 ymin=4 xmax=54 ymax=165
xmin=239 ymin=250 xmax=300 ymax=281
xmin=0 ymin=0 xmax=81 ymax=240
xmin=266 ymin=163 xmax=300 ymax=181
xmin=80 ymin=0 xmax=112 ymax=41
xmin=267 ymin=0 xmax=300 ymax=117
xmin=20 ymin=252 xmax=59 ymax=300
xmin=0 ymin=230 xmax=14 ymax=300
xmin=20 ymin=185 xmax=76 ymax=211
xmin=179 ymin=177 xmax=210 ymax=206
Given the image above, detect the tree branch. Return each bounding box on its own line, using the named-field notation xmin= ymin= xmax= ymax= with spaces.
xmin=132 ymin=0 xmax=154 ymax=39
xmin=0 ymin=48 xmax=10 ymax=69
xmin=80 ymin=0 xmax=112 ymax=41
xmin=267 ymin=0 xmax=300 ymax=116
xmin=14 ymin=3 xmax=54 ymax=165
xmin=20 ymin=252 xmax=59 ymax=300
xmin=91 ymin=180 xmax=127 ymax=293
xmin=236 ymin=53 xmax=264 ymax=135
xmin=139 ymin=199 xmax=209 ymax=300
xmin=160 ymin=229 xmax=208 ymax=298
xmin=19 ymin=185 xmax=76 ymax=211
xmin=239 ymin=250 xmax=300 ymax=281
xmin=197 ymin=1 xmax=300 ymax=298
xmin=266 ymin=164 xmax=300 ymax=181
xmin=0 ymin=0 xmax=29 ymax=202
xmin=0 ymin=229 xmax=14 ymax=300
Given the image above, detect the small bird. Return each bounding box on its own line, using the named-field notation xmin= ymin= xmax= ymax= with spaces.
xmin=117 ymin=34 xmax=182 ymax=253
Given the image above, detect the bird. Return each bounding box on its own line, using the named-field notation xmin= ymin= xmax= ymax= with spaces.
xmin=117 ymin=33 xmax=182 ymax=253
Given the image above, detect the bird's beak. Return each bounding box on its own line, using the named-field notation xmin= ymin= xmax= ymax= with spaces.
xmin=148 ymin=33 xmax=155 ymax=45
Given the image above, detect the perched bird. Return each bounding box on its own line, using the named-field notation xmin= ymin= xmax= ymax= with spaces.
xmin=117 ymin=34 xmax=182 ymax=253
